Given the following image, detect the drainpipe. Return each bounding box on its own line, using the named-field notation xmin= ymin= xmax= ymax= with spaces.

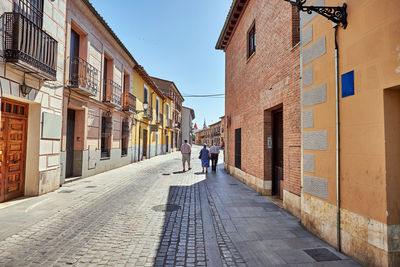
xmin=299 ymin=10 xmax=304 ymax=218
xmin=226 ymin=116 xmax=230 ymax=174
xmin=334 ymin=25 xmax=341 ymax=252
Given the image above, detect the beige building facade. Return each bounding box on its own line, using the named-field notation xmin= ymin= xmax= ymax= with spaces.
xmin=60 ymin=0 xmax=137 ymax=182
xmin=0 ymin=0 xmax=66 ymax=202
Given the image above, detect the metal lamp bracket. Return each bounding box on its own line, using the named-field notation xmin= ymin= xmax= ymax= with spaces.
xmin=285 ymin=0 xmax=348 ymax=29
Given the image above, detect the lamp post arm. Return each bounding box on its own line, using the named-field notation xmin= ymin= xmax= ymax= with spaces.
xmin=284 ymin=0 xmax=348 ymax=29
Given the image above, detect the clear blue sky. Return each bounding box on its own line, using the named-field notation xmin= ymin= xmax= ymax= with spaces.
xmin=91 ymin=0 xmax=232 ymax=128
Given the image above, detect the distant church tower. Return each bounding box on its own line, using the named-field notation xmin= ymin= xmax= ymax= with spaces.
xmin=203 ymin=119 xmax=207 ymax=129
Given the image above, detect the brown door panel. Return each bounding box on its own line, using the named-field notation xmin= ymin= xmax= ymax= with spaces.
xmin=0 ymin=100 xmax=27 ymax=203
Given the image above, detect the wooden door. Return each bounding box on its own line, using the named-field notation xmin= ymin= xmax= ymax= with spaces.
xmin=273 ymin=110 xmax=283 ymax=198
xmin=0 ymin=99 xmax=28 ymax=203
xmin=66 ymin=109 xmax=75 ymax=178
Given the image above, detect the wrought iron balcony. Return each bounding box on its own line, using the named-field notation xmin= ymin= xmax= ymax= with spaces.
xmin=68 ymin=57 xmax=99 ymax=96
xmin=3 ymin=12 xmax=58 ymax=80
xmin=143 ymin=106 xmax=153 ymax=120
xmin=174 ymin=121 xmax=181 ymax=129
xmin=122 ymin=93 xmax=136 ymax=113
xmin=103 ymin=79 xmax=122 ymax=107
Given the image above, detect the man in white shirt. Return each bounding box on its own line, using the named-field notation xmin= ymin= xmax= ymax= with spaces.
xmin=209 ymin=144 xmax=220 ymax=172
xmin=180 ymin=140 xmax=192 ymax=172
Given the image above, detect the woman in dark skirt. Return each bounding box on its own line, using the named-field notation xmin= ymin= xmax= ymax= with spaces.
xmin=199 ymin=144 xmax=210 ymax=173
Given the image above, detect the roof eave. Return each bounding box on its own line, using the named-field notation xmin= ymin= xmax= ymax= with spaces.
xmin=215 ymin=0 xmax=249 ymax=51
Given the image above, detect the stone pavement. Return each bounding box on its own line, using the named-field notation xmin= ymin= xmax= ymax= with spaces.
xmin=0 ymin=146 xmax=360 ymax=266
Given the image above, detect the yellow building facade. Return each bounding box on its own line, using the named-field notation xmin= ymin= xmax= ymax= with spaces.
xmin=299 ymin=0 xmax=400 ymax=265
xmin=131 ymin=65 xmax=170 ymax=161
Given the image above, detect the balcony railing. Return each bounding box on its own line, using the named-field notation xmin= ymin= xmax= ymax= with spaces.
xmin=103 ymin=79 xmax=122 ymax=107
xmin=174 ymin=121 xmax=181 ymax=129
xmin=13 ymin=0 xmax=43 ymax=28
xmin=68 ymin=57 xmax=99 ymax=96
xmin=143 ymin=106 xmax=153 ymax=120
xmin=3 ymin=12 xmax=58 ymax=80
xmin=122 ymin=93 xmax=136 ymax=113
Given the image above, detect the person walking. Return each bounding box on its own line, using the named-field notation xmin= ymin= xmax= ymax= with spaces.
xmin=199 ymin=144 xmax=210 ymax=173
xmin=209 ymin=144 xmax=220 ymax=172
xmin=180 ymin=140 xmax=191 ymax=172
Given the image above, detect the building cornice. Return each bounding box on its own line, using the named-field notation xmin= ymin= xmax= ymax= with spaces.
xmin=151 ymin=76 xmax=184 ymax=102
xmin=215 ymin=0 xmax=249 ymax=51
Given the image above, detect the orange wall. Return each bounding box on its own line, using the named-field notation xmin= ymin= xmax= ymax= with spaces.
xmin=305 ymin=0 xmax=400 ymax=224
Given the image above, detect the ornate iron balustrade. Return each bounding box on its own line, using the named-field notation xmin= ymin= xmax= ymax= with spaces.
xmin=174 ymin=121 xmax=181 ymax=129
xmin=122 ymin=93 xmax=136 ymax=113
xmin=13 ymin=0 xmax=43 ymax=28
xmin=68 ymin=57 xmax=99 ymax=96
xmin=103 ymin=79 xmax=122 ymax=107
xmin=143 ymin=106 xmax=153 ymax=120
xmin=3 ymin=12 xmax=58 ymax=80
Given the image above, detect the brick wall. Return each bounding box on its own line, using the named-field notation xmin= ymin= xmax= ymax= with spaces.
xmin=224 ymin=0 xmax=301 ymax=196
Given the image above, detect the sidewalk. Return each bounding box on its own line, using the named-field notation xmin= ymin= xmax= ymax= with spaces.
xmin=201 ymin=162 xmax=360 ymax=266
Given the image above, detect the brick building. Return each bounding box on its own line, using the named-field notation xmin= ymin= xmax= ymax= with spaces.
xmin=209 ymin=121 xmax=222 ymax=146
xmin=216 ymin=0 xmax=301 ymax=215
xmin=0 ymin=0 xmax=66 ymax=202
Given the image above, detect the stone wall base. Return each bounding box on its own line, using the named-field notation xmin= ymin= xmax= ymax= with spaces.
xmin=283 ymin=189 xmax=301 ymax=218
xmin=227 ymin=165 xmax=271 ymax=195
xmin=302 ymin=193 xmax=400 ymax=267
xmin=39 ymin=167 xmax=60 ymax=195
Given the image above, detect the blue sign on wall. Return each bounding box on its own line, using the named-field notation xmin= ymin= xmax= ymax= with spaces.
xmin=341 ymin=70 xmax=354 ymax=98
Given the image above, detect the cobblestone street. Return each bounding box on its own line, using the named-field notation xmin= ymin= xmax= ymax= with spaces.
xmin=0 ymin=146 xmax=359 ymax=267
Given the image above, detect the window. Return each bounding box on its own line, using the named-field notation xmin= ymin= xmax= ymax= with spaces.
xmin=101 ymin=115 xmax=111 ymax=158
xmin=166 ymin=103 xmax=170 ymax=120
xmin=156 ymin=97 xmax=159 ymax=121
xmin=144 ymin=85 xmax=149 ymax=104
xmin=121 ymin=120 xmax=129 ymax=157
xmin=13 ymin=0 xmax=44 ymax=28
xmin=248 ymin=24 xmax=256 ymax=58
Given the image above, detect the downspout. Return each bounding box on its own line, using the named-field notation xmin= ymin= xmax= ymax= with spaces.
xmin=226 ymin=116 xmax=229 ymax=174
xmin=299 ymin=10 xmax=304 ymax=219
xmin=334 ymin=25 xmax=341 ymax=252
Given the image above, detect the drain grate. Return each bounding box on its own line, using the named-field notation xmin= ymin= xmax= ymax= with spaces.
xmin=86 ymin=185 xmax=97 ymax=188
xmin=58 ymin=190 xmax=74 ymax=193
xmin=152 ymin=204 xmax=181 ymax=212
xmin=303 ymin=248 xmax=341 ymax=262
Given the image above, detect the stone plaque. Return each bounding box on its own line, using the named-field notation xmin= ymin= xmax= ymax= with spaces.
xmin=42 ymin=112 xmax=62 ymax=139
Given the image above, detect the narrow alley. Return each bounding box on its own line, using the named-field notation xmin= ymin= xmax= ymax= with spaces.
xmin=0 ymin=147 xmax=359 ymax=266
